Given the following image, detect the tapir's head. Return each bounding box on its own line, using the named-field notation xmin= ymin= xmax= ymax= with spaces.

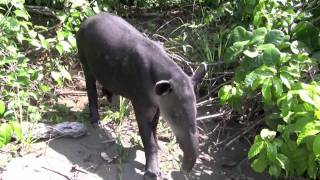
xmin=154 ymin=63 xmax=207 ymax=172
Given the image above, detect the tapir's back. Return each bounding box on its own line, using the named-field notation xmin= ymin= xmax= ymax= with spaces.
xmin=76 ymin=12 xmax=176 ymax=100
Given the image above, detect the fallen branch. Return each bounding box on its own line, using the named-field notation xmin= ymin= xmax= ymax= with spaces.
xmin=196 ymin=97 xmax=218 ymax=107
xmin=197 ymin=80 xmax=232 ymax=102
xmin=55 ymin=90 xmax=87 ymax=96
xmin=223 ymin=118 xmax=264 ymax=149
xmin=196 ymin=112 xmax=225 ymax=121
xmin=42 ymin=166 xmax=72 ymax=180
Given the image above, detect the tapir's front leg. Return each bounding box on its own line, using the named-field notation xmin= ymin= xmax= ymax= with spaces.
xmin=83 ymin=72 xmax=100 ymax=124
xmin=133 ymin=102 xmax=160 ymax=179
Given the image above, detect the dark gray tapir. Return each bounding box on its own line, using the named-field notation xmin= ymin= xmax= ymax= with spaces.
xmin=76 ymin=12 xmax=207 ymax=178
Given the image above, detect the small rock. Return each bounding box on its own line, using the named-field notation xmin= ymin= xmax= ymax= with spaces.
xmin=100 ymin=152 xmax=113 ymax=163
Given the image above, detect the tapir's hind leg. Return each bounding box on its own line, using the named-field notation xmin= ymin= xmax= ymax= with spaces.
xmin=133 ymin=102 xmax=160 ymax=179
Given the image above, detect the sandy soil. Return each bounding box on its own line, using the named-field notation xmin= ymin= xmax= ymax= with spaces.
xmin=0 ymin=64 xmax=271 ymax=180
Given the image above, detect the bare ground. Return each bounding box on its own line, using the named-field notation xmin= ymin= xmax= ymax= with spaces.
xmin=0 ymin=63 xmax=271 ymax=180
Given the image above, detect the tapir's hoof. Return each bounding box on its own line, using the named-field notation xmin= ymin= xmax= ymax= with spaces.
xmin=144 ymin=171 xmax=160 ymax=180
xmin=91 ymin=120 xmax=102 ymax=128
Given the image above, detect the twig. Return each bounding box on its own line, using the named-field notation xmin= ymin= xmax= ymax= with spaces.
xmin=42 ymin=166 xmax=72 ymax=180
xmin=196 ymin=112 xmax=225 ymax=121
xmin=55 ymin=90 xmax=87 ymax=96
xmin=223 ymin=118 xmax=264 ymax=150
xmin=196 ymin=97 xmax=218 ymax=107
xmin=197 ymin=80 xmax=232 ymax=102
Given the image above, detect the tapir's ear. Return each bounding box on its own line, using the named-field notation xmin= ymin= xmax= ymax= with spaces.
xmin=191 ymin=63 xmax=207 ymax=86
xmin=155 ymin=80 xmax=172 ymax=96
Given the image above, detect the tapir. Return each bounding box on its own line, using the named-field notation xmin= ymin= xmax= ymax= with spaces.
xmin=76 ymin=12 xmax=207 ymax=178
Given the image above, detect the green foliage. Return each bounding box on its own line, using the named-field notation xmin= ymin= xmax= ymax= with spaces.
xmin=218 ymin=0 xmax=320 ymax=178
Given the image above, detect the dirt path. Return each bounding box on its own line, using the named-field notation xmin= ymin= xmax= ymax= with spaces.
xmin=1 ymin=120 xmax=271 ymax=180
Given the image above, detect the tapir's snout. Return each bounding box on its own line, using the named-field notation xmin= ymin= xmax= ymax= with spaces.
xmin=177 ymin=128 xmax=199 ymax=172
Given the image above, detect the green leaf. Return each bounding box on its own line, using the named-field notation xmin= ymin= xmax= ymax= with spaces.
xmin=60 ymin=68 xmax=72 ymax=81
xmin=0 ymin=100 xmax=5 ymax=116
xmin=280 ymin=73 xmax=292 ymax=89
xmin=307 ymin=154 xmax=317 ymax=179
xmin=251 ymin=155 xmax=268 ymax=173
xmin=243 ymin=49 xmax=260 ymax=58
xmin=218 ymin=85 xmax=235 ymax=104
xmin=251 ymin=27 xmax=267 ymax=44
xmin=272 ymin=77 xmax=283 ymax=98
xmin=293 ymin=21 xmax=320 ymax=51
xmin=262 ymin=79 xmax=272 ymax=105
xmin=231 ymin=26 xmax=253 ymax=43
xmin=14 ymin=9 xmax=30 ymax=20
xmin=260 ymin=45 xmax=281 ymax=65
xmin=290 ymin=40 xmax=311 ymax=54
xmin=51 ymin=71 xmax=62 ymax=85
xmin=59 ymin=41 xmax=72 ymax=52
xmin=297 ymin=121 xmax=320 ymax=145
xmin=276 ymin=154 xmax=289 ymax=171
xmin=248 ymin=141 xmax=266 ymax=159
xmin=224 ymin=42 xmax=248 ymax=65
xmin=267 ymin=142 xmax=277 ymax=162
xmin=312 ymin=135 xmax=320 ymax=157
xmin=10 ymin=121 xmax=22 ymax=141
xmin=264 ymin=30 xmax=285 ymax=47
xmin=0 ymin=123 xmax=13 ymax=145
xmin=299 ymin=90 xmax=317 ymax=108
xmin=269 ymin=165 xmax=281 ymax=177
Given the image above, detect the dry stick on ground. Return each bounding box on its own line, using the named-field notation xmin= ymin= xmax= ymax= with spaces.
xmin=42 ymin=166 xmax=72 ymax=180
xmin=197 ymin=79 xmax=232 ymax=102
xmin=196 ymin=112 xmax=226 ymax=122
xmin=223 ymin=118 xmax=265 ymax=150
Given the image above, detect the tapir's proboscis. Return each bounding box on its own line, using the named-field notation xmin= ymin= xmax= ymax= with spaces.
xmin=76 ymin=12 xmax=207 ymax=179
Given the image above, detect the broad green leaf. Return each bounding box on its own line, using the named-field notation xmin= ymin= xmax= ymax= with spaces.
xmin=218 ymin=85 xmax=235 ymax=104
xmin=51 ymin=71 xmax=62 ymax=85
xmin=307 ymin=154 xmax=317 ymax=179
xmin=59 ymin=41 xmax=72 ymax=52
xmin=0 ymin=100 xmax=5 ymax=116
xmin=262 ymin=79 xmax=272 ymax=105
xmin=10 ymin=121 xmax=22 ymax=141
xmin=290 ymin=40 xmax=311 ymax=54
xmin=299 ymin=90 xmax=317 ymax=107
xmin=272 ymin=77 xmax=283 ymax=98
xmin=224 ymin=47 xmax=240 ymax=65
xmin=297 ymin=121 xmax=320 ymax=144
xmin=312 ymin=135 xmax=320 ymax=157
xmin=260 ymin=45 xmax=281 ymax=65
xmin=280 ymin=73 xmax=292 ymax=89
xmin=267 ymin=142 xmax=277 ymax=162
xmin=14 ymin=9 xmax=30 ymax=20
xmin=251 ymin=155 xmax=268 ymax=173
xmin=269 ymin=165 xmax=281 ymax=177
xmin=67 ymin=35 xmax=77 ymax=47
xmin=60 ymin=68 xmax=72 ymax=81
xmin=251 ymin=27 xmax=267 ymax=44
xmin=243 ymin=50 xmax=260 ymax=58
xmin=248 ymin=141 xmax=266 ymax=159
xmin=276 ymin=154 xmax=289 ymax=170
xmin=231 ymin=26 xmax=253 ymax=43
xmin=315 ymin=110 xmax=320 ymax=120
xmin=264 ymin=30 xmax=285 ymax=47
xmin=0 ymin=123 xmax=13 ymax=145
xmin=293 ymin=21 xmax=320 ymax=51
